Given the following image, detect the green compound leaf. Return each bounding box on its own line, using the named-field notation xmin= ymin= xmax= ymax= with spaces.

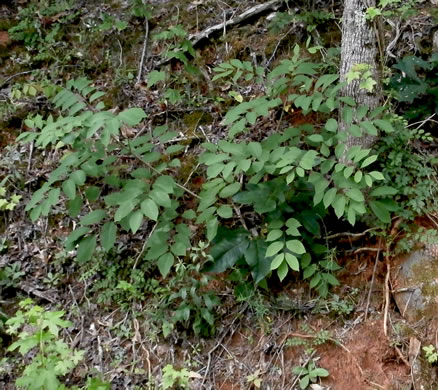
xmin=141 ymin=198 xmax=159 ymax=221
xmin=204 ymin=227 xmax=250 ymax=273
xmin=361 ymin=155 xmax=378 ymax=168
xmin=286 ymin=240 xmax=306 ymax=255
xmin=266 ymin=229 xmax=283 ymax=242
xmin=118 ymin=108 xmax=147 ymax=126
xmin=323 ymin=188 xmax=337 ymax=208
xmin=243 ymin=239 xmax=272 ymax=284
xmin=70 ymin=170 xmax=86 ymax=185
xmin=101 ymin=222 xmax=117 ymax=251
xmin=147 ymin=70 xmax=166 ymax=88
xmin=266 ymin=241 xmax=284 ymax=257
xmin=271 ymin=253 xmax=285 ymax=270
xmin=373 ymin=119 xmax=394 ymax=133
xmin=217 ymin=204 xmax=233 ymax=218
xmin=370 ymin=186 xmax=398 ymax=197
xmin=77 ymin=235 xmax=96 ymax=263
xmin=157 ymin=252 xmax=174 ymax=277
xmin=219 ymin=182 xmax=241 ymax=198
xmin=369 ymin=200 xmax=391 ymax=223
xmin=68 ymin=196 xmax=82 ymax=217
xmin=79 ymin=209 xmax=107 ymax=225
xmin=277 ymin=261 xmax=288 ymax=281
xmin=368 ymin=171 xmax=384 ymax=180
xmin=332 ymin=194 xmax=346 ymax=219
xmin=300 ymin=150 xmax=318 ymax=170
xmin=129 ymin=210 xmax=143 ymax=233
xmin=62 ymin=179 xmax=76 ymax=200
xmin=285 ymin=253 xmax=299 ymax=271
xmin=345 ymin=188 xmax=364 ymax=202
xmin=325 ymin=118 xmax=338 ymax=132
xmin=65 ymin=227 xmax=91 ymax=251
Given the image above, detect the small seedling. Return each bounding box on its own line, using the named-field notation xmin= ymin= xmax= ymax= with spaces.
xmin=246 ymin=369 xmax=262 ymax=388
xmin=161 ymin=364 xmax=190 ymax=389
xmin=292 ymin=359 xmax=329 ymax=389
xmin=6 ymin=299 xmax=84 ymax=389
xmin=423 ymin=345 xmax=438 ymax=364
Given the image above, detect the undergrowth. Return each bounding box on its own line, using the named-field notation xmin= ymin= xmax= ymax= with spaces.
xmin=1 ymin=0 xmax=438 ymax=388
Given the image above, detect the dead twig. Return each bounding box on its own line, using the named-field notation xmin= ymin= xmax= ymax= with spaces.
xmin=367 ymin=380 xmax=386 ymax=389
xmin=27 ymin=142 xmax=34 ymax=175
xmin=407 ymin=113 xmax=438 ymax=130
xmin=0 ymin=70 xmax=34 ymax=88
xmin=136 ymin=17 xmax=150 ymax=84
xmin=326 ymin=227 xmax=378 ymax=240
xmin=394 ymin=345 xmax=410 ymax=367
xmin=365 ymin=242 xmax=381 ymax=321
xmin=383 ymin=251 xmax=391 ymax=337
xmin=351 ymin=247 xmax=382 ymax=254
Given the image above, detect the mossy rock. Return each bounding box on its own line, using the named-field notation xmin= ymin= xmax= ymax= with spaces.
xmin=393 ymin=245 xmax=438 ymax=323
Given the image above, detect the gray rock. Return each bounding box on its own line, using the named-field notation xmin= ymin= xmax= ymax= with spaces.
xmin=393 ymin=245 xmax=438 ymax=322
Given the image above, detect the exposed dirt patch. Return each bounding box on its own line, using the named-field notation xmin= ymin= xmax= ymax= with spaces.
xmin=319 ymin=320 xmax=410 ymax=389
xmin=0 ymin=31 xmax=10 ymax=47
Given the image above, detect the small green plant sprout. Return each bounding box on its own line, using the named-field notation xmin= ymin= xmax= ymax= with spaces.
xmin=366 ymin=0 xmax=418 ymax=21
xmin=6 ymin=299 xmax=85 ymax=390
xmin=423 ymin=345 xmax=438 ymax=364
xmin=189 ymin=241 xmax=213 ymax=263
xmin=96 ymin=13 xmax=128 ymax=33
xmin=161 ymin=364 xmax=194 ymax=389
xmin=292 ymin=359 xmax=329 ymax=389
xmin=365 ymin=6 xmax=382 ymax=20
xmin=0 ymin=262 xmax=25 ymax=288
xmin=246 ymin=369 xmax=262 ymax=388
xmin=0 ymin=177 xmax=21 ymax=211
xmin=345 ymin=64 xmax=377 ymax=92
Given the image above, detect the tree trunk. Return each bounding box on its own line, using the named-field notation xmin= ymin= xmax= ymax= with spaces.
xmin=339 ymin=0 xmax=382 ymax=153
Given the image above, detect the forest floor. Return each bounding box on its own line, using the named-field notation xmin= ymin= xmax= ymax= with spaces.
xmin=1 ymin=0 xmax=438 ymax=389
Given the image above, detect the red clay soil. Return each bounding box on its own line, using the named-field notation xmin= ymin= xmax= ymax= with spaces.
xmin=319 ymin=319 xmax=410 ymax=389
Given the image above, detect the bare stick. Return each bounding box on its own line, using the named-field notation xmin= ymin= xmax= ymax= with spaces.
xmin=326 ymin=227 xmax=378 ymax=239
xmin=351 ymin=247 xmax=382 ymax=254
xmin=407 ymin=113 xmax=437 ymax=130
xmin=383 ymin=255 xmax=391 ymax=337
xmin=394 ymin=345 xmax=410 ymax=367
xmin=137 ymin=18 xmax=150 ymax=84
xmin=0 ymin=70 xmax=34 ymax=87
xmin=365 ymin=244 xmax=380 ymax=321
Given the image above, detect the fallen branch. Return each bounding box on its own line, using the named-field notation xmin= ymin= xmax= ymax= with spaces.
xmin=154 ymin=0 xmax=285 ymax=69
xmin=189 ymin=0 xmax=285 ymax=47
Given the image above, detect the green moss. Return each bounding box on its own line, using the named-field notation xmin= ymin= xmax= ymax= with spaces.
xmin=0 ymin=19 xmax=15 ymax=31
xmin=183 ymin=111 xmax=212 ymax=136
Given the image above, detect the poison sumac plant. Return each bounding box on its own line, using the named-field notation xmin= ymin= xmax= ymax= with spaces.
xmin=19 ymin=44 xmax=398 ymax=298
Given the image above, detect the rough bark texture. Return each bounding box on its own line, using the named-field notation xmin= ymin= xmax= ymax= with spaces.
xmin=340 ymin=0 xmax=381 ymax=153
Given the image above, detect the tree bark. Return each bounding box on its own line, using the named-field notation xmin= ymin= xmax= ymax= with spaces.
xmin=339 ymin=0 xmax=382 ymax=153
